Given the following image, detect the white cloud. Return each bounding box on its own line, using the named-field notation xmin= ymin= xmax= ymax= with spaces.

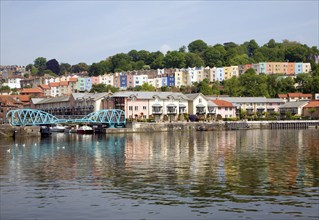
xmin=160 ymin=44 xmax=172 ymax=55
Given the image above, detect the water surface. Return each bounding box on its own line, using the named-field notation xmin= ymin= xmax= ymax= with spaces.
xmin=1 ymin=129 xmax=318 ymax=219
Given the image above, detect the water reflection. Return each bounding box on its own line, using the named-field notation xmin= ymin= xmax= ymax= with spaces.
xmin=1 ymin=130 xmax=318 ymax=219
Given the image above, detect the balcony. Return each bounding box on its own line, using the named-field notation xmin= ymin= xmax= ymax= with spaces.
xmin=152 ymin=104 xmax=163 ymax=115
xmin=196 ymin=105 xmax=206 ymax=115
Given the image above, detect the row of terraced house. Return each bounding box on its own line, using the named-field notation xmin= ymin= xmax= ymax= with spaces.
xmin=1 ymin=62 xmax=312 ymax=98
xmin=25 ymin=92 xmax=319 ymax=122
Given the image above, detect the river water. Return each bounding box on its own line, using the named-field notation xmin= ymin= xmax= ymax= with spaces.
xmin=1 ymin=129 xmax=318 ymax=219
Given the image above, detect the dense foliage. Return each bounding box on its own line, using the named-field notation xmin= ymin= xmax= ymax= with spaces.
xmin=25 ymin=39 xmax=318 ymax=96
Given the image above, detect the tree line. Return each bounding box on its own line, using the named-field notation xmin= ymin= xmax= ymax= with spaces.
xmin=22 ymin=39 xmax=319 ymax=97
xmin=26 ymin=39 xmax=318 ymax=76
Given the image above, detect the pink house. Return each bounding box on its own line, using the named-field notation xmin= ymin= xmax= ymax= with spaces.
xmin=91 ymin=76 xmax=101 ymax=85
xmin=211 ymin=99 xmax=236 ymax=118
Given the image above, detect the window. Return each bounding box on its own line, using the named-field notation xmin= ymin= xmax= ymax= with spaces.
xmin=129 ymin=106 xmax=133 ymax=111
xmin=135 ymin=106 xmax=138 ymax=111
xmin=143 ymin=106 xmax=146 ymax=110
xmin=225 ymin=107 xmax=228 ymax=111
xmin=199 ymin=98 xmax=202 ymax=103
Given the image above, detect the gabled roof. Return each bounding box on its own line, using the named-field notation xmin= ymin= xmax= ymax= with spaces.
xmin=68 ymin=77 xmax=78 ymax=82
xmin=72 ymin=92 xmax=110 ymax=101
xmin=287 ymin=93 xmax=312 ymax=98
xmin=113 ymin=91 xmax=189 ymax=100
xmin=278 ymin=94 xmax=287 ymax=98
xmin=35 ymin=96 xmax=70 ymax=104
xmin=12 ymin=95 xmax=30 ymax=102
xmin=60 ymin=81 xmax=69 ymax=86
xmin=211 ymin=99 xmax=233 ymax=107
xmin=39 ymin=84 xmax=50 ymax=90
xmin=184 ymin=93 xmax=206 ymax=101
xmin=304 ymin=101 xmax=319 ymax=108
xmin=20 ymin=88 xmax=43 ymax=93
xmin=31 ymin=98 xmax=45 ymax=105
xmin=279 ymin=101 xmax=309 ymax=108
xmin=49 ymin=82 xmax=60 ymax=87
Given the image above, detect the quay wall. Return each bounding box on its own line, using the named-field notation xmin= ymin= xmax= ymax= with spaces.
xmin=1 ymin=120 xmax=318 ymax=138
xmin=105 ymin=120 xmax=319 ymax=133
xmin=0 ymin=125 xmax=40 ymax=138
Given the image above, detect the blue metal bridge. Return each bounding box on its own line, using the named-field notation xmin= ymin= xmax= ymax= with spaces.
xmin=6 ymin=109 xmax=126 ymax=127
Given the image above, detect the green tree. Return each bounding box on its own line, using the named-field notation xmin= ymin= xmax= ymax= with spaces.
xmin=308 ymin=108 xmax=316 ymax=119
xmin=188 ymin=40 xmax=208 ymax=54
xmin=46 ymin=59 xmax=60 ymax=75
xmin=277 ymin=77 xmax=296 ymax=93
xmin=245 ymin=39 xmax=259 ymax=57
xmin=239 ymin=69 xmax=269 ymax=97
xmin=34 ymin=57 xmax=47 ymax=75
xmin=295 ymin=73 xmax=313 ymax=93
xmin=140 ymin=83 xmax=156 ymax=91
xmin=185 ymin=53 xmax=205 ymax=67
xmin=90 ymin=84 xmax=119 ymax=93
xmin=110 ymin=53 xmax=132 ymax=72
xmin=26 ymin=64 xmax=33 ymax=71
xmin=0 ymin=85 xmax=10 ymax=92
xmin=71 ymin=62 xmax=89 ymax=73
xmin=60 ymin=63 xmax=72 ymax=75
xmin=42 ymin=69 xmax=56 ymax=77
xmin=163 ymin=51 xmax=186 ymax=68
xmin=224 ymin=76 xmax=241 ymax=96
xmin=203 ymin=47 xmax=223 ymax=67
xmin=197 ymin=78 xmax=213 ymax=95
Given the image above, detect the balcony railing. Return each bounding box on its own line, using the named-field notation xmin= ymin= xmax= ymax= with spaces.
xmin=152 ymin=110 xmax=163 ymax=115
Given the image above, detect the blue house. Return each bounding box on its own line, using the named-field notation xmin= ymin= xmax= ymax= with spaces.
xmin=120 ymin=75 xmax=127 ymax=89
xmin=167 ymin=74 xmax=175 ymax=87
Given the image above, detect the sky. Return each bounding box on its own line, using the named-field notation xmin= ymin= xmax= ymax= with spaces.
xmin=1 ymin=0 xmax=318 ymax=66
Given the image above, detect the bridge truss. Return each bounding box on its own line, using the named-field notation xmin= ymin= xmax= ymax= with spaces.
xmin=6 ymin=109 xmax=126 ymax=127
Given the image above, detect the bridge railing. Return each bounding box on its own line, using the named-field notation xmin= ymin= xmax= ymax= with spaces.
xmin=6 ymin=109 xmax=126 ymax=127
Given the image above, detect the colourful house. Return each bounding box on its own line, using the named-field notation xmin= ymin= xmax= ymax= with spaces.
xmin=211 ymin=99 xmax=236 ymax=118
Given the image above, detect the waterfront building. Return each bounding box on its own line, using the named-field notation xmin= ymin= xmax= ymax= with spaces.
xmin=105 ymin=91 xmax=189 ymax=121
xmin=279 ymin=101 xmax=309 ymax=117
xmin=302 ymin=101 xmax=319 ymax=119
xmin=211 ymin=99 xmax=236 ymax=118
xmin=185 ymin=93 xmax=209 ymax=119
xmin=209 ymin=97 xmax=285 ymax=116
xmin=30 ymin=92 xmax=110 ymax=116
xmin=31 ymin=96 xmax=72 ymax=116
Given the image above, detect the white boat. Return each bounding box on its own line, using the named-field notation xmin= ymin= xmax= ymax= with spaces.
xmin=77 ymin=125 xmax=94 ymax=134
xmin=52 ymin=124 xmax=66 ymax=132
